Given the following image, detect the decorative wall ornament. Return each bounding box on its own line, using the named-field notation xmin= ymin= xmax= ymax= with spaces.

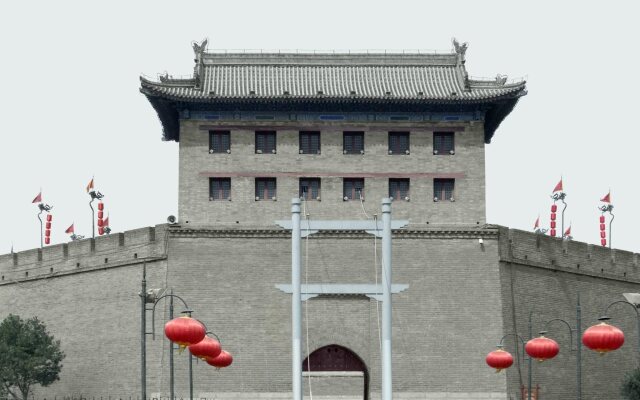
xmin=452 ymin=38 xmax=468 ymax=58
xmin=495 ymin=74 xmax=508 ymax=85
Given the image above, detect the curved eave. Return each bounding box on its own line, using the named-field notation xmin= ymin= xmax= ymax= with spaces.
xmin=140 ymin=80 xmax=526 ymax=143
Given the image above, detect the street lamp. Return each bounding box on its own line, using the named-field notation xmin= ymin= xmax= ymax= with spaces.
xmin=584 ymin=294 xmax=639 ymax=361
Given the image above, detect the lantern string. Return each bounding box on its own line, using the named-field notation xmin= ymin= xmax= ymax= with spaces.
xmin=303 ymin=198 xmax=313 ymax=400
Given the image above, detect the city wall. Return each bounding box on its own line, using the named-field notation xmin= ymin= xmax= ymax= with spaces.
xmin=0 ymin=225 xmax=638 ymax=399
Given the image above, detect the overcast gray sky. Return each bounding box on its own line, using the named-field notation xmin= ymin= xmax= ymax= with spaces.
xmin=1 ymin=0 xmax=638 ymax=253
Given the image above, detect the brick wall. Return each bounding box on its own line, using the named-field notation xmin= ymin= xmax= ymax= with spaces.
xmin=177 ymin=119 xmax=486 ymax=227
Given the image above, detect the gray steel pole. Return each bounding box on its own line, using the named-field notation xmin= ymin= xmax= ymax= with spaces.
xmin=189 ymin=353 xmax=193 ymax=400
xmin=381 ymin=198 xmax=393 ymax=400
xmin=291 ymin=198 xmax=303 ymax=400
xmin=169 ymin=290 xmax=174 ymax=400
xmin=141 ymin=263 xmax=147 ymax=400
xmin=577 ymin=293 xmax=582 ymax=400
xmin=528 ymin=312 xmax=532 ymax=400
xmin=89 ymin=199 xmax=95 ymax=239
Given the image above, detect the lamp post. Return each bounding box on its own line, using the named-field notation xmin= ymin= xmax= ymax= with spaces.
xmin=88 ymin=189 xmax=104 ymax=239
xmin=593 ymin=296 xmax=640 ymax=363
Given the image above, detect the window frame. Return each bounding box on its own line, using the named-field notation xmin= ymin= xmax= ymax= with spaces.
xmin=388 ymin=132 xmax=410 ymax=155
xmin=209 ymin=130 xmax=231 ymax=154
xmin=299 ymin=131 xmax=321 ymax=154
xmin=255 ymin=177 xmax=277 ymax=200
xmin=433 ymin=132 xmax=455 ymax=155
xmin=343 ymin=131 xmax=365 ymax=155
xmin=433 ymin=178 xmax=455 ymax=202
xmin=343 ymin=178 xmax=365 ymax=201
xmin=389 ymin=178 xmax=410 ymax=201
xmin=299 ymin=178 xmax=321 ymax=200
xmin=209 ymin=178 xmax=231 ymax=201
xmin=255 ymin=131 xmax=277 ymax=154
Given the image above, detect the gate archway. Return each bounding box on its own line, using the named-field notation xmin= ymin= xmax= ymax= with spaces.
xmin=302 ymin=344 xmax=369 ymax=400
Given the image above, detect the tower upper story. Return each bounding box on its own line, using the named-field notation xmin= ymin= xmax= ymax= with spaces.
xmin=140 ymin=40 xmax=526 ymax=227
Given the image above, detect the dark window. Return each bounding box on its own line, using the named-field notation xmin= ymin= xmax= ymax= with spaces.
xmin=389 ymin=179 xmax=410 ymax=201
xmin=209 ymin=131 xmax=230 ymax=153
xmin=255 ymin=131 xmax=276 ymax=154
xmin=388 ymin=132 xmax=410 ymax=154
xmin=209 ymin=178 xmax=231 ymax=200
xmin=433 ymin=132 xmax=454 ymax=155
xmin=299 ymin=178 xmax=321 ymax=200
xmin=343 ymin=132 xmax=364 ymax=154
xmin=299 ymin=131 xmax=321 ymax=154
xmin=255 ymin=178 xmax=277 ymax=200
xmin=434 ymin=179 xmax=455 ymax=201
xmin=343 ymin=178 xmax=365 ymax=200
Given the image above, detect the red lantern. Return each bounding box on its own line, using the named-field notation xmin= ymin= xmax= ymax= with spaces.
xmin=550 ymin=213 xmax=556 ymax=221
xmin=582 ymin=322 xmax=624 ymax=354
xmin=551 ymin=204 xmax=557 ymax=213
xmin=600 ymin=231 xmax=606 ymax=239
xmin=47 ymin=214 xmax=52 ymax=222
xmin=601 ymin=239 xmax=607 ymax=246
xmin=98 ymin=227 xmax=104 ymax=235
xmin=98 ymin=219 xmax=104 ymax=227
xmin=46 ymin=222 xmax=51 ymax=229
xmin=164 ymin=316 xmax=206 ymax=350
xmin=189 ymin=336 xmax=222 ymax=360
xmin=98 ymin=202 xmax=104 ymax=211
xmin=550 ymin=221 xmax=556 ymax=229
xmin=98 ymin=211 xmax=104 ymax=219
xmin=206 ymin=350 xmax=233 ymax=368
xmin=550 ymin=229 xmax=556 ymax=237
xmin=525 ymin=336 xmax=560 ymax=361
xmin=600 ymin=224 xmax=606 ymax=231
xmin=485 ymin=348 xmax=513 ymax=372
xmin=44 ymin=237 xmax=50 ymax=245
xmin=600 ymin=215 xmax=605 ymax=223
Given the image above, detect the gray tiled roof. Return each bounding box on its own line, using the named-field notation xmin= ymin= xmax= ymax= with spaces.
xmin=141 ymin=52 xmax=525 ymax=102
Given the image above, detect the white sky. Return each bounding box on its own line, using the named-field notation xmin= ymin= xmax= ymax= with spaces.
xmin=0 ymin=0 xmax=638 ymax=253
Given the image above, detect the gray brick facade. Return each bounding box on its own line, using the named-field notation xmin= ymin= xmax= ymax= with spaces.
xmin=0 ymin=225 xmax=638 ymax=399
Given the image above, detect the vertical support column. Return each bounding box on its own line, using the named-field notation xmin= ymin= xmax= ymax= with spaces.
xmin=527 ymin=312 xmax=532 ymax=400
xmin=577 ymin=293 xmax=582 ymax=400
xmin=169 ymin=290 xmax=175 ymax=400
xmin=381 ymin=198 xmax=393 ymax=400
xmin=141 ymin=263 xmax=147 ymax=400
xmin=291 ymin=198 xmax=303 ymax=400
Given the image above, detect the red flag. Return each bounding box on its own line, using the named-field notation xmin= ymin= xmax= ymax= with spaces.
xmin=86 ymin=178 xmax=94 ymax=193
xmin=564 ymin=226 xmax=571 ymax=236
xmin=65 ymin=223 xmax=74 ymax=234
xmin=103 ymin=215 xmax=109 ymax=227
xmin=31 ymin=192 xmax=42 ymax=203
xmin=533 ymin=216 xmax=540 ymax=230
xmin=552 ymin=179 xmax=563 ymax=193
xmin=600 ymin=191 xmax=611 ymax=203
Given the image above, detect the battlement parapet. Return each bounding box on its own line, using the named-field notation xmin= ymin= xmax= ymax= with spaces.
xmin=0 ymin=225 xmax=168 ymax=283
xmin=499 ymin=227 xmax=639 ymax=282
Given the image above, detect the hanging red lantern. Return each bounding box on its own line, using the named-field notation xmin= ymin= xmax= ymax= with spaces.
xmin=98 ymin=219 xmax=104 ymax=227
xmin=582 ymin=322 xmax=624 ymax=354
xmin=550 ymin=213 xmax=556 ymax=221
xmin=189 ymin=336 xmax=222 ymax=360
xmin=600 ymin=215 xmax=605 ymax=223
xmin=98 ymin=202 xmax=104 ymax=211
xmin=98 ymin=211 xmax=104 ymax=219
xmin=600 ymin=223 xmax=606 ymax=231
xmin=601 ymin=239 xmax=607 ymax=246
xmin=485 ymin=348 xmax=513 ymax=372
xmin=525 ymin=336 xmax=560 ymax=361
xmin=46 ymin=222 xmax=51 ymax=229
xmin=164 ymin=316 xmax=206 ymax=351
xmin=550 ymin=229 xmax=556 ymax=237
xmin=47 ymin=214 xmax=52 ymax=222
xmin=600 ymin=231 xmax=606 ymax=239
xmin=551 ymin=204 xmax=557 ymax=213
xmin=98 ymin=227 xmax=104 ymax=235
xmin=550 ymin=221 xmax=556 ymax=229
xmin=206 ymin=350 xmax=233 ymax=368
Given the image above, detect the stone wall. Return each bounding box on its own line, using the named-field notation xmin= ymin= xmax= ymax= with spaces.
xmin=0 ymin=224 xmax=638 ymax=399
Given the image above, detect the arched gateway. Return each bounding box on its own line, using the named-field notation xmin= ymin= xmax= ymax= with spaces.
xmin=302 ymin=345 xmax=369 ymax=400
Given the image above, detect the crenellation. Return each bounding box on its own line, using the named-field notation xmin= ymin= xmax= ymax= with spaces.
xmin=503 ymin=228 xmax=640 ymax=281
xmin=0 ymin=225 xmax=167 ymax=283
